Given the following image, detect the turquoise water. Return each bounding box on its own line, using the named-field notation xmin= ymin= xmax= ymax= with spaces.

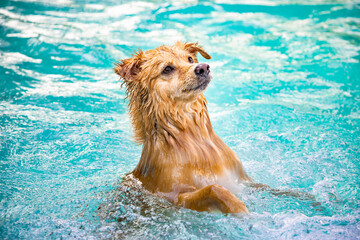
xmin=1 ymin=0 xmax=360 ymax=238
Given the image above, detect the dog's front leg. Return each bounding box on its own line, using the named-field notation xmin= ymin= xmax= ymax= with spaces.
xmin=176 ymin=184 xmax=248 ymax=213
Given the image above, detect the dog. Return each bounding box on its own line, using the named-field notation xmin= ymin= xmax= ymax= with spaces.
xmin=114 ymin=42 xmax=255 ymax=213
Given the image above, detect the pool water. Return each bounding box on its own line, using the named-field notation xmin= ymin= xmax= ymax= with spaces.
xmin=1 ymin=0 xmax=360 ymax=239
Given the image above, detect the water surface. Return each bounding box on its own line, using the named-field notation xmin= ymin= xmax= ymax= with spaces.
xmin=0 ymin=0 xmax=359 ymax=239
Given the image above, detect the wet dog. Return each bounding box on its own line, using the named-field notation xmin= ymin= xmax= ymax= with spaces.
xmin=115 ymin=42 xmax=253 ymax=213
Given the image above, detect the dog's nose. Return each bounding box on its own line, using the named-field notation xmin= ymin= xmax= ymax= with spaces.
xmin=195 ymin=63 xmax=210 ymax=77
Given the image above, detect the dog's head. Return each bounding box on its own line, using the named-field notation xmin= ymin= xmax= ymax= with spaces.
xmin=115 ymin=42 xmax=211 ymax=102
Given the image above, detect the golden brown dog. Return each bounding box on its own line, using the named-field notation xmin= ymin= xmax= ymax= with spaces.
xmin=115 ymin=42 xmax=253 ymax=213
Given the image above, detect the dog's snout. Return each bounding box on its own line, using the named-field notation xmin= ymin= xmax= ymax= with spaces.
xmin=195 ymin=63 xmax=210 ymax=77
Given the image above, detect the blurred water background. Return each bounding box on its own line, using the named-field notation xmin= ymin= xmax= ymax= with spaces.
xmin=0 ymin=0 xmax=359 ymax=239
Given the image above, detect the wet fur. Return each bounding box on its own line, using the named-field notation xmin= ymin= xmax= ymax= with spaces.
xmin=115 ymin=42 xmax=252 ymax=213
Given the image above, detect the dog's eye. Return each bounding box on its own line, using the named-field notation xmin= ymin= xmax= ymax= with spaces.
xmin=188 ymin=57 xmax=194 ymax=63
xmin=163 ymin=66 xmax=174 ymax=74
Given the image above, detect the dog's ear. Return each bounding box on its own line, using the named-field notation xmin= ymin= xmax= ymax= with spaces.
xmin=183 ymin=42 xmax=211 ymax=59
xmin=114 ymin=51 xmax=144 ymax=81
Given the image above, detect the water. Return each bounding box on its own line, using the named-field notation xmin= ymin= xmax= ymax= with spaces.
xmin=1 ymin=0 xmax=359 ymax=239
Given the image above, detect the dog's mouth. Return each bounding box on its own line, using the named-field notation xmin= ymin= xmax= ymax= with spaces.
xmin=183 ymin=76 xmax=212 ymax=92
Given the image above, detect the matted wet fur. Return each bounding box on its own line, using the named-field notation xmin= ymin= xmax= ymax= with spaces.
xmin=114 ymin=42 xmax=254 ymax=213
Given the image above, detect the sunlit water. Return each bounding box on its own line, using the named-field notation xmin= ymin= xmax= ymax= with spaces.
xmin=1 ymin=0 xmax=360 ymax=239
